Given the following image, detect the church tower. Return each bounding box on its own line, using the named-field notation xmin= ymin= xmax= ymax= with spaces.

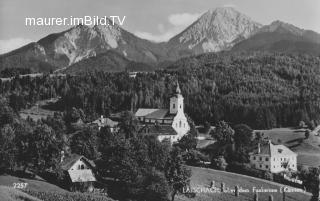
xmin=170 ymin=82 xmax=184 ymax=114
xmin=170 ymin=82 xmax=190 ymax=140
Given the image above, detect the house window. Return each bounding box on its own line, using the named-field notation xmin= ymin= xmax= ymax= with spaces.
xmin=179 ymin=121 xmax=182 ymax=128
xmin=259 ymin=164 xmax=262 ymax=168
xmin=180 ymin=105 xmax=182 ymax=109
xmin=253 ymin=157 xmax=256 ymax=160
xmin=259 ymin=157 xmax=262 ymax=161
xmin=265 ymin=157 xmax=269 ymax=161
xmin=173 ymin=104 xmax=175 ymax=109
xmin=266 ymin=165 xmax=268 ymax=169
xmin=81 ymin=164 xmax=84 ymax=169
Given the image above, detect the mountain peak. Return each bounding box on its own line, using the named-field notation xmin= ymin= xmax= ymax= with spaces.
xmin=259 ymin=20 xmax=304 ymax=36
xmin=168 ymin=7 xmax=261 ymax=53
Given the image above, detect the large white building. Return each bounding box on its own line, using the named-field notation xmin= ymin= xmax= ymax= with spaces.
xmin=249 ymin=140 xmax=297 ymax=173
xmin=135 ymin=82 xmax=190 ymax=143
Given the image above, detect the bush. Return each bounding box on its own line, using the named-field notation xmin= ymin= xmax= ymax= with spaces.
xmin=211 ymin=156 xmax=228 ymax=170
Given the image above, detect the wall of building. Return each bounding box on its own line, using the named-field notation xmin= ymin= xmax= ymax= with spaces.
xmin=250 ymin=154 xmax=297 ymax=173
xmin=172 ymin=111 xmax=190 ymax=139
xmin=170 ymin=96 xmax=184 ymax=114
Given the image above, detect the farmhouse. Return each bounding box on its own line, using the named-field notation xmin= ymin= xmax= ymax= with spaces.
xmin=249 ymin=140 xmax=297 ymax=173
xmin=60 ymin=153 xmax=97 ymax=192
xmin=136 ymin=82 xmax=190 ymax=143
xmin=91 ymin=115 xmax=119 ymax=132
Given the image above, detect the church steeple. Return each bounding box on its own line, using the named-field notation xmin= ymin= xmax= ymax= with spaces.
xmin=175 ymin=82 xmax=181 ymax=94
xmin=170 ymin=82 xmax=184 ymax=114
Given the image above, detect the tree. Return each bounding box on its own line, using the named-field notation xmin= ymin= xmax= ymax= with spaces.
xmin=27 ymin=123 xmax=64 ymax=173
xmin=233 ymin=124 xmax=253 ymax=148
xmin=70 ymin=126 xmax=99 ymax=160
xmin=211 ymin=121 xmax=234 ymax=145
xmin=165 ymin=147 xmax=191 ymax=201
xmin=176 ymin=134 xmax=197 ymax=151
xmin=211 ymin=155 xmax=228 ymax=170
xmin=0 ymin=125 xmax=16 ymax=171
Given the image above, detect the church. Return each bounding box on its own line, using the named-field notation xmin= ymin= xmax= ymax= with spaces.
xmin=135 ymin=82 xmax=190 ymax=143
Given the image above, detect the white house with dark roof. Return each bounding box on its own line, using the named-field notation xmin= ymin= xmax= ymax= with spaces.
xmin=249 ymin=140 xmax=297 ymax=173
xmin=135 ymin=82 xmax=190 ymax=143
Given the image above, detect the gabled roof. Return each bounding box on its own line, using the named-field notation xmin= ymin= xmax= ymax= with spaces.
xmin=135 ymin=108 xmax=170 ymax=119
xmin=135 ymin=108 xmax=160 ymax=117
xmin=61 ymin=154 xmax=95 ymax=171
xmin=252 ymin=142 xmax=297 ymax=156
xmin=141 ymin=124 xmax=177 ymax=136
xmin=145 ymin=109 xmax=169 ymax=119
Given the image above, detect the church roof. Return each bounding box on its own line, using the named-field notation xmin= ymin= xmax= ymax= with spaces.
xmin=135 ymin=108 xmax=171 ymax=119
xmin=145 ymin=109 xmax=169 ymax=119
xmin=135 ymin=108 xmax=160 ymax=117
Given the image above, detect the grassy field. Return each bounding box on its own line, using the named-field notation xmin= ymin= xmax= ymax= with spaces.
xmin=176 ymin=166 xmax=311 ymax=201
xmin=0 ymin=185 xmax=42 ymax=201
xmin=0 ymin=174 xmax=67 ymax=193
xmin=255 ymin=128 xmax=320 ymax=167
xmin=19 ymin=98 xmax=60 ymax=121
xmin=0 ymin=174 xmax=114 ymax=201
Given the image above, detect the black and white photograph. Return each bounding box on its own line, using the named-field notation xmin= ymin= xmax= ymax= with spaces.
xmin=0 ymin=0 xmax=320 ymax=200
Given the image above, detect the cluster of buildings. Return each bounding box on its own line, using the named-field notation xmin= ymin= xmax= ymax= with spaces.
xmin=60 ymin=82 xmax=299 ymax=192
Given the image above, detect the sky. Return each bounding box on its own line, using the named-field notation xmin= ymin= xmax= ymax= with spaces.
xmin=0 ymin=0 xmax=319 ymax=54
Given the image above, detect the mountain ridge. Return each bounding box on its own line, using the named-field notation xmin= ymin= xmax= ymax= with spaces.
xmin=1 ymin=8 xmax=319 ymax=73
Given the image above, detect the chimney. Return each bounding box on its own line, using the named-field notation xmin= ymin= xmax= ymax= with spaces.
xmin=258 ymin=143 xmax=261 ymax=154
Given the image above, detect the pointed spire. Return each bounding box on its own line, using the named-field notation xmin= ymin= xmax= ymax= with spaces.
xmin=176 ymin=82 xmax=181 ymax=94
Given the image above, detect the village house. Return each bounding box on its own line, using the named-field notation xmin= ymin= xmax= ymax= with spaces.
xmin=60 ymin=153 xmax=97 ymax=192
xmin=249 ymin=140 xmax=297 ymax=173
xmin=91 ymin=115 xmax=119 ymax=132
xmin=136 ymin=82 xmax=190 ymax=143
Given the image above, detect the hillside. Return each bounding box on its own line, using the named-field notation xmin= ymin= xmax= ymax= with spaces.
xmin=176 ymin=166 xmax=311 ymax=201
xmin=64 ymin=51 xmax=156 ymax=74
xmin=232 ymin=21 xmax=320 ymax=55
xmin=0 ymin=186 xmax=42 ymax=201
xmin=0 ymin=174 xmax=67 ymax=193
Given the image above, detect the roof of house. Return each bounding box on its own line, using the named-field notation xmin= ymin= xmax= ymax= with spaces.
xmin=92 ymin=117 xmax=118 ymax=128
xmin=61 ymin=154 xmax=95 ymax=171
xmin=252 ymin=141 xmax=297 ymax=156
xmin=140 ymin=124 xmax=177 ymax=136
